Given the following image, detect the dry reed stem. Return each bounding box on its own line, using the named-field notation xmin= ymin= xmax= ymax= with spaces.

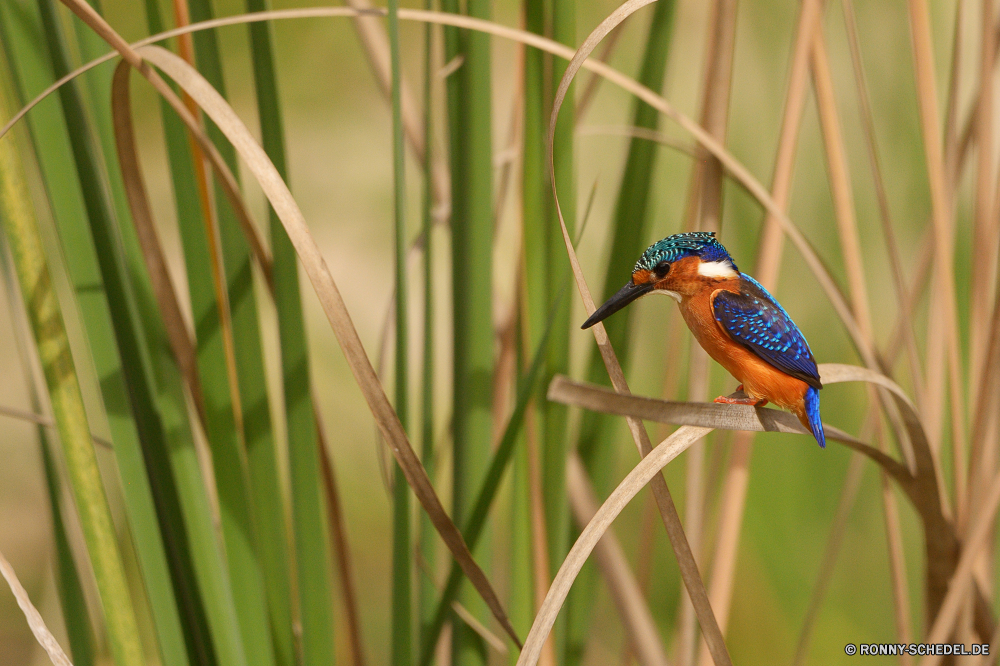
xmin=567 ymin=454 xmax=672 ymax=666
xmin=678 ymin=0 xmax=738 ymax=659
xmin=490 ymin=62 xmax=527 ymax=448
xmin=63 ymin=2 xmax=521 ymax=640
xmin=515 ymin=241 xmax=556 ymax=666
xmin=685 ymin=0 xmax=737 ymax=234
xmin=524 ymin=401 xmax=557 ymax=666
xmin=110 ymin=64 xmax=208 ymax=429
xmin=971 ymin=0 xmax=997 ymax=381
xmin=547 ymin=374 xmax=902 ymax=479
xmin=840 ymin=0 xmax=927 ymax=418
xmin=881 ymin=451 xmax=915 ymax=661
xmin=693 ymin=436 xmax=746 ymax=666
xmin=692 ymin=4 xmax=821 ymax=660
xmin=316 ymin=405 xmax=367 ymax=666
xmin=839 ymin=1 xmax=926 ymax=637
xmin=969 ymin=270 xmax=1000 ymax=591
xmin=943 ymin=0 xmax=965 ymax=180
xmin=622 ymin=483 xmax=662 ymax=666
xmin=755 ymin=0 xmax=823 ymax=289
xmin=449 ymin=600 xmax=508 ymax=656
xmin=547 ymin=2 xmax=732 ymax=663
xmin=968 ymin=5 xmax=1000 ymax=572
xmin=342 ymin=0 xmax=451 ymax=216
xmin=810 ymin=28 xmax=870 ymax=336
xmin=808 ymin=24 xmax=913 ymax=645
xmin=908 ymin=0 xmax=960 ymax=472
xmin=0 ymin=549 xmax=74 ymax=666
xmin=516 ymin=425 xmax=714 ymax=666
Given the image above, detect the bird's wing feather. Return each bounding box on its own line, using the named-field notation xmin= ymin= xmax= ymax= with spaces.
xmin=711 ymin=274 xmax=822 ymax=389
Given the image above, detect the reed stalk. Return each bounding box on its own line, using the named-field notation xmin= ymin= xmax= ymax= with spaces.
xmin=0 ymin=62 xmax=145 ymax=666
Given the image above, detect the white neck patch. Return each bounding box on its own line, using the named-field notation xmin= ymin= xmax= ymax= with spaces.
xmin=652 ymin=289 xmax=682 ymax=303
xmin=697 ymin=260 xmax=738 ymax=280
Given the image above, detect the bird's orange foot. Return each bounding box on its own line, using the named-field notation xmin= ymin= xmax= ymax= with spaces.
xmin=714 ymin=395 xmax=768 ymax=406
xmin=714 ymin=386 xmax=768 ymax=407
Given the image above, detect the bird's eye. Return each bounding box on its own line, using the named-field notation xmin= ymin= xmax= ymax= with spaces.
xmin=654 ymin=261 xmax=671 ymax=278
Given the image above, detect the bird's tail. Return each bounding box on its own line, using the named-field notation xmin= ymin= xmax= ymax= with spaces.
xmin=803 ymin=386 xmax=825 ymax=448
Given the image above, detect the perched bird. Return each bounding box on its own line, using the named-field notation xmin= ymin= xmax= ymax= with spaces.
xmin=581 ymin=231 xmax=825 ymax=447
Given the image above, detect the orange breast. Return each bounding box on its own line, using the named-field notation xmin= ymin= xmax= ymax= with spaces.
xmin=678 ymin=286 xmax=810 ymax=414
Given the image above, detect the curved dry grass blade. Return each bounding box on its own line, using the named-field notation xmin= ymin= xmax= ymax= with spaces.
xmin=0 ymin=5 xmax=894 ymax=378
xmin=576 ymin=125 xmax=695 ymax=157
xmin=547 ymin=3 xmax=732 ymax=664
xmin=104 ymin=34 xmax=520 ymax=647
xmin=0 ymin=549 xmax=74 ymax=666
xmin=516 ymin=425 xmax=712 ymax=666
xmin=110 ymin=62 xmax=207 ymax=427
xmin=567 ymin=454 xmax=671 ymax=666
xmin=4 ymin=4 xmax=874 ymax=371
xmin=547 ymin=374 xmax=910 ymax=489
xmin=48 ymin=1 xmax=274 ymax=290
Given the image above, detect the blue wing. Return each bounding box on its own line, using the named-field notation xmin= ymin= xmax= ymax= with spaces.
xmin=711 ymin=274 xmax=822 ymax=389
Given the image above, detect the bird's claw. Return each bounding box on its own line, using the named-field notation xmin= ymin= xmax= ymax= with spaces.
xmin=714 ymin=386 xmax=768 ymax=407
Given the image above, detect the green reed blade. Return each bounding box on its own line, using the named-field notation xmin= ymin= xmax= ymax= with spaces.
xmin=0 ymin=228 xmax=97 ymax=666
xmin=418 ymin=288 xmax=563 ymax=666
xmin=182 ymin=4 xmax=282 ymax=664
xmin=4 ymin=3 xmax=220 ymax=664
xmin=442 ymin=0 xmax=494 ymax=661
xmin=241 ymin=2 xmax=306 ymax=665
xmin=389 ymin=0 xmax=413 ymax=663
xmin=418 ymin=0 xmax=437 ymax=640
xmin=0 ymin=58 xmax=145 ymax=666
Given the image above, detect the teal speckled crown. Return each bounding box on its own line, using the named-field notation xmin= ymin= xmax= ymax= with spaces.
xmin=633 ymin=231 xmax=737 ymax=273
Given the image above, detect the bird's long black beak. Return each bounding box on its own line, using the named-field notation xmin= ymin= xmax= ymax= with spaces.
xmin=581 ymin=280 xmax=653 ymax=329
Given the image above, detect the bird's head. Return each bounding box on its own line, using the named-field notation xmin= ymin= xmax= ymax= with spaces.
xmin=581 ymin=231 xmax=739 ymax=329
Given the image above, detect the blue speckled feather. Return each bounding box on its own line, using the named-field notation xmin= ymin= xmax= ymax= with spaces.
xmin=712 ymin=274 xmax=822 ymax=390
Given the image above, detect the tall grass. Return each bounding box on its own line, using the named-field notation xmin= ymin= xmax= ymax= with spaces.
xmin=2 ymin=1 xmax=1000 ymax=665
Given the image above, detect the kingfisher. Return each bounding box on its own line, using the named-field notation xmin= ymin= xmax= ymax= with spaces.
xmin=581 ymin=231 xmax=825 ymax=447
